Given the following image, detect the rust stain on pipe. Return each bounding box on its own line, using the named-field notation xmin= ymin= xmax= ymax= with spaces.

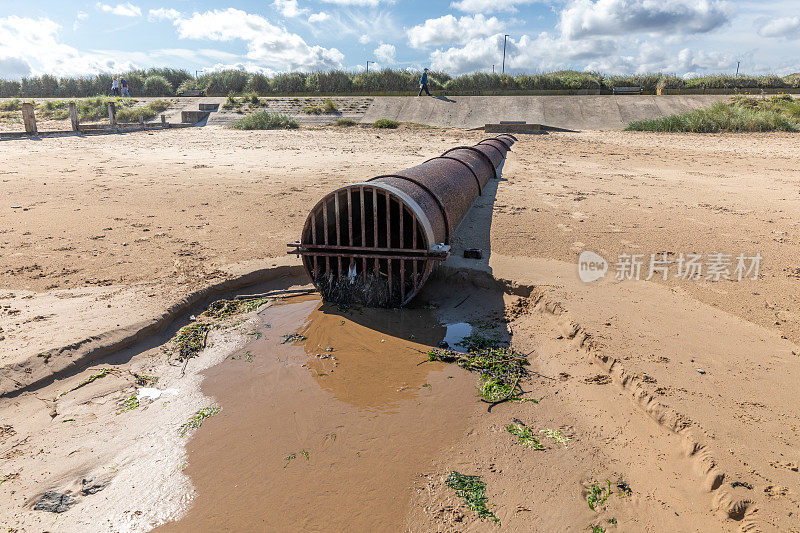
xmin=288 ymin=134 xmax=517 ymax=307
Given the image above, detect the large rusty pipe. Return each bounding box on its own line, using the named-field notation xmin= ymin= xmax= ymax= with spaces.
xmin=289 ymin=134 xmax=517 ymax=307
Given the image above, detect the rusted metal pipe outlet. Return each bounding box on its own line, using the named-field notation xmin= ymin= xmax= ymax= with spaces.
xmin=288 ymin=134 xmax=517 ymax=307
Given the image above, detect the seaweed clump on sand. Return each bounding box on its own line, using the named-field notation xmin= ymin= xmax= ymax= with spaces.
xmin=169 ymin=297 xmax=271 ymax=363
xmin=445 ymin=471 xmax=500 ymax=523
xmin=427 ymin=330 xmax=529 ymax=403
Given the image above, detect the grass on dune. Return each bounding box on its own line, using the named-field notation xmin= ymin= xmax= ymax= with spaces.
xmin=115 ymin=100 xmax=171 ymax=122
xmin=627 ymin=95 xmax=800 ymax=132
xmin=231 ymin=110 xmax=298 ymax=130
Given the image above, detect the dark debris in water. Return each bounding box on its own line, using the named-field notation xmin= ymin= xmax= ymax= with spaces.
xmin=281 ymin=333 xmax=307 ymax=344
xmin=315 ymin=272 xmax=400 ymax=308
xmin=201 ymin=298 xmax=270 ymax=319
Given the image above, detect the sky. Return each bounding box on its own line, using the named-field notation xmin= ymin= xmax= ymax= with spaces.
xmin=0 ymin=0 xmax=798 ymax=80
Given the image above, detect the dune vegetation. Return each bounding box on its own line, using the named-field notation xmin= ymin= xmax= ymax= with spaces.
xmin=2 ymin=68 xmax=799 ymax=98
xmin=230 ymin=110 xmax=299 ymax=130
xmin=626 ymin=95 xmax=800 ymax=132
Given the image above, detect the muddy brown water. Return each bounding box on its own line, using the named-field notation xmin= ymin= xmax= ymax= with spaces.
xmin=158 ymin=294 xmax=487 ymax=532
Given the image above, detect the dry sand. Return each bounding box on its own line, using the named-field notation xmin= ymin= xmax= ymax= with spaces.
xmin=0 ymin=125 xmax=799 ymax=532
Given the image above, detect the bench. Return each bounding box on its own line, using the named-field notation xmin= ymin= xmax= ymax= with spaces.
xmin=177 ymin=90 xmax=205 ymax=97
xmin=613 ymin=86 xmax=643 ymax=95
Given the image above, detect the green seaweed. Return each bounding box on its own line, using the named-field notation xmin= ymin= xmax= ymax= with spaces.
xmin=172 ymin=322 xmax=213 ymax=361
xmin=281 ymin=333 xmax=307 ymax=344
xmin=587 ymin=480 xmax=613 ymax=511
xmin=427 ymin=331 xmax=529 ymax=403
xmin=116 ymin=394 xmax=140 ymax=414
xmin=445 ymin=471 xmax=499 ymax=524
xmin=60 ymin=368 xmax=113 ymax=396
xmin=202 ymin=298 xmax=270 ymax=319
xmin=505 ymin=423 xmax=545 ymax=450
xmin=178 ymin=406 xmax=220 ymax=436
xmin=539 ymin=428 xmax=572 ymax=448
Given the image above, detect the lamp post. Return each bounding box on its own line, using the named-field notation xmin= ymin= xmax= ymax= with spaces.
xmin=366 ymin=61 xmax=374 ymax=73
xmin=502 ymin=35 xmax=509 ymax=75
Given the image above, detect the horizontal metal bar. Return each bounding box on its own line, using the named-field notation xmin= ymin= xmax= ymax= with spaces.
xmin=288 ymin=242 xmax=440 ymax=255
xmin=291 ymin=251 xmax=449 ymax=262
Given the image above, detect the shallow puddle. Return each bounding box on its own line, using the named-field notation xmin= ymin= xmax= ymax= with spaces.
xmin=158 ymin=295 xmax=485 ymax=532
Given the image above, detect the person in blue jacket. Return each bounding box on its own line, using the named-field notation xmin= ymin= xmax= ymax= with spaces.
xmin=418 ymin=68 xmax=431 ymax=96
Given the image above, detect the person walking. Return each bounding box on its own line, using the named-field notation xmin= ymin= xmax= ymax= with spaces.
xmin=120 ymin=76 xmax=130 ymax=97
xmin=111 ymin=77 xmax=120 ymax=96
xmin=418 ymin=68 xmax=431 ymax=96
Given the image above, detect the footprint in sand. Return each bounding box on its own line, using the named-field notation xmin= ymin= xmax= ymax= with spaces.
xmin=764 ymin=485 xmax=790 ymax=498
xmin=557 ymin=223 xmax=573 ymax=233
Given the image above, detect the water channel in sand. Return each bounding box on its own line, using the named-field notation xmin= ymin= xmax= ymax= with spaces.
xmin=158 ymin=293 xmax=493 ymax=532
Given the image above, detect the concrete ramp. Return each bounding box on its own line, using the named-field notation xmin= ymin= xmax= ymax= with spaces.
xmin=361 ymin=95 xmax=730 ymax=130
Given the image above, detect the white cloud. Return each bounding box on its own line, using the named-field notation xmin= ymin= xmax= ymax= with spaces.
xmin=73 ymin=11 xmax=89 ymax=31
xmin=200 ymin=62 xmax=277 ymax=76
xmin=317 ymin=9 xmax=401 ymax=45
xmin=309 ymin=12 xmax=331 ymax=23
xmin=559 ymin=0 xmax=733 ymax=40
xmin=451 ymin=0 xmax=538 ymax=13
xmin=0 ymin=16 xmax=136 ymax=79
xmin=150 ymin=48 xmax=239 ymax=62
xmin=96 ymin=2 xmax=142 ymax=17
xmin=429 ymin=34 xmax=507 ymax=74
xmin=274 ymin=0 xmax=307 ymax=18
xmin=174 ymin=8 xmax=344 ymax=71
xmin=374 ymin=43 xmax=396 ymax=64
xmin=0 ymin=56 xmax=31 ymax=78
xmin=407 ymin=14 xmax=504 ymax=49
xmin=321 ymin=0 xmax=387 ymax=5
xmin=757 ymin=16 xmax=800 ymax=39
xmin=148 ymin=8 xmax=181 ymax=21
xmin=429 ymin=31 xmax=621 ymax=74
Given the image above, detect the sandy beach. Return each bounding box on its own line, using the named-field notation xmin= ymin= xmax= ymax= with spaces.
xmin=1 ymin=125 xmax=799 ymax=532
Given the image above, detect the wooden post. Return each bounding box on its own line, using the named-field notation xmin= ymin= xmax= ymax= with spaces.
xmin=161 ymin=114 xmax=166 ymax=125
xmin=108 ymin=102 xmax=117 ymax=127
xmin=69 ymin=102 xmax=79 ymax=131
xmin=21 ymin=103 xmax=37 ymax=135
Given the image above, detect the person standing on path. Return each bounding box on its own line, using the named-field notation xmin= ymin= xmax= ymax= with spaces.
xmin=120 ymin=76 xmax=130 ymax=97
xmin=418 ymin=68 xmax=431 ymax=96
xmin=111 ymin=78 xmax=120 ymax=96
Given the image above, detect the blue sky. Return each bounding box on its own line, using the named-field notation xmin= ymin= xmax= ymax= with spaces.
xmin=1 ymin=1 xmax=798 ymax=79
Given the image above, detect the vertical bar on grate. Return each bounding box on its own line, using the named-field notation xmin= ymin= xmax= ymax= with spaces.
xmin=372 ymin=188 xmax=379 ymax=277
xmin=411 ymin=213 xmax=418 ymax=292
xmin=311 ymin=207 xmax=318 ymax=279
xmin=399 ymin=205 xmax=405 ymax=303
xmin=360 ymin=186 xmax=366 ymax=281
xmin=335 ymin=191 xmax=342 ymax=276
xmin=323 ymin=196 xmax=330 ymax=274
xmin=347 ymin=188 xmax=353 ymax=278
xmin=386 ymin=194 xmax=392 ymax=299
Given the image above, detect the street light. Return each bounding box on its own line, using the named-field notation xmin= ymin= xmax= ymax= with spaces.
xmin=502 ymin=35 xmax=509 ymax=75
xmin=366 ymin=60 xmax=374 ymax=73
